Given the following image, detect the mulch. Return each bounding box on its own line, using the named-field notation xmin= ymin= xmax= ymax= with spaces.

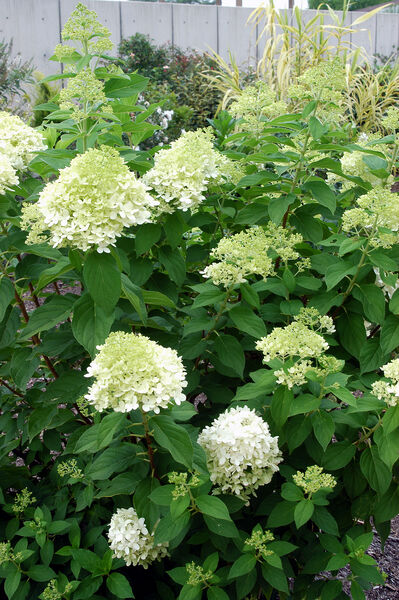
xmin=366 ymin=516 xmax=399 ymax=599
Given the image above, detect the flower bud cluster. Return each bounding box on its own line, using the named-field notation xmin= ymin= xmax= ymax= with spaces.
xmin=229 ymin=81 xmax=288 ymax=132
xmin=245 ymin=528 xmax=274 ymax=558
xmin=57 ymin=459 xmax=84 ymax=481
xmin=12 ymin=488 xmax=36 ymax=515
xmin=186 ymin=562 xmax=213 ymax=586
xmin=293 ymin=465 xmax=336 ymax=495
xmin=342 ymin=187 xmax=399 ymax=248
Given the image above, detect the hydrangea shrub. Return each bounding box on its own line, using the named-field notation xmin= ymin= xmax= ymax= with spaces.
xmin=0 ymin=4 xmax=398 ymax=600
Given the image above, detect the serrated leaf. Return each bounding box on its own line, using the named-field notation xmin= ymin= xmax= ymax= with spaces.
xmin=83 ymin=252 xmax=121 ymax=312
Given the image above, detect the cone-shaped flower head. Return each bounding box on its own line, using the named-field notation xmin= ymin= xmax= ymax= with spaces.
xmin=85 ymin=331 xmax=187 ymax=413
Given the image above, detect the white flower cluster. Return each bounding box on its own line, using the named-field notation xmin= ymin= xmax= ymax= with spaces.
xmin=108 ymin=508 xmax=168 ymax=568
xmin=20 ymin=146 xmax=157 ymax=253
xmin=374 ymin=267 xmax=399 ymax=299
xmin=143 ymin=129 xmax=242 ymax=214
xmin=328 ymin=134 xmax=393 ymax=191
xmin=256 ymin=308 xmax=336 ymax=388
xmin=85 ymin=331 xmax=187 ymax=413
xmin=372 ymin=358 xmax=399 ymax=407
xmin=0 ymin=154 xmax=18 ymax=195
xmin=0 ymin=111 xmax=45 ymax=195
xmin=197 ymin=405 xmax=282 ymax=501
xmin=202 ymin=224 xmax=303 ymax=287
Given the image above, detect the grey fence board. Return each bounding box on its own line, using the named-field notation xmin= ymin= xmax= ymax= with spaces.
xmin=1 ymin=0 xmax=398 ymax=76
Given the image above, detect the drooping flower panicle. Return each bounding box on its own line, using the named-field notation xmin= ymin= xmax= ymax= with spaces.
xmin=85 ymin=331 xmax=187 ymax=413
xmin=108 ymin=507 xmax=168 ymax=568
xmin=20 ymin=146 xmax=157 ymax=253
xmin=198 ymin=405 xmax=282 ymax=501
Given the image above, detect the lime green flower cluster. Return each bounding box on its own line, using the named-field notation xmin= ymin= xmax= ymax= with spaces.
xmin=372 ymin=358 xmax=399 ymax=407
xmin=0 ymin=542 xmax=22 ymax=565
xmin=0 ymin=154 xmax=18 ymax=195
xmin=342 ymin=187 xmax=399 ymax=248
xmin=229 ymin=81 xmax=288 ymax=132
xmin=295 ymin=307 xmax=335 ymax=334
xmin=41 ymin=580 xmax=73 ymax=600
xmin=57 ymin=459 xmax=84 ymax=481
xmin=0 ymin=111 xmax=45 ymax=194
xmin=256 ymin=320 xmax=329 ymax=363
xmin=61 ymin=2 xmax=113 ymax=54
xmin=59 ymin=68 xmax=111 ymax=122
xmin=256 ymin=309 xmax=336 ymax=388
xmin=12 ymin=488 xmax=36 ymax=515
xmin=382 ymin=106 xmax=399 ymax=132
xmin=293 ymin=465 xmax=336 ymax=496
xmin=289 ymin=58 xmax=346 ymax=101
xmin=168 ymin=471 xmax=200 ymax=499
xmin=245 ymin=528 xmax=274 ymax=559
xmin=143 ymin=129 xmax=242 ymax=214
xmin=20 ymin=146 xmax=156 ymax=253
xmin=186 ymin=562 xmax=213 ymax=586
xmin=328 ymin=133 xmax=393 ymax=191
xmin=85 ymin=331 xmax=187 ymax=413
xmin=202 ymin=224 xmax=303 ymax=287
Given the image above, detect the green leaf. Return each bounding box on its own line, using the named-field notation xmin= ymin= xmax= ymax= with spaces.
xmin=71 ymin=549 xmax=103 ymax=574
xmin=360 ymin=446 xmax=391 ymax=494
xmin=309 ymin=116 xmax=326 ymax=140
xmin=268 ymin=194 xmax=294 ymax=225
xmin=313 ymin=506 xmax=339 ymax=535
xmin=203 ymin=515 xmax=239 ymax=539
xmin=178 ymin=584 xmax=202 ymax=600
xmin=141 ymin=289 xmax=175 ymax=308
xmin=196 ymin=495 xmax=232 ymax=521
xmin=4 ymin=568 xmax=21 ymax=599
xmin=19 ymin=295 xmax=74 ymax=340
xmin=383 ymin=405 xmax=399 ymax=435
xmin=26 ymin=564 xmax=56 ymax=582
xmin=322 ymin=441 xmax=355 ymax=470
xmin=75 ymin=413 xmax=125 ymax=453
xmin=267 ymin=501 xmax=296 ymax=527
xmin=35 ymin=256 xmax=74 ymax=293
xmin=380 ymin=314 xmax=399 ymax=354
xmin=72 ymin=293 xmax=114 ymax=357
xmin=10 ymin=348 xmax=40 ymax=390
xmin=83 ymin=252 xmax=121 ymax=313
xmin=229 ymin=304 xmax=267 ymax=338
xmin=228 ymin=554 xmax=256 ymax=579
xmin=214 ymin=334 xmax=245 ymax=378
xmin=350 ymin=580 xmax=365 ymax=600
xmin=85 ymin=444 xmax=137 ymax=480
xmin=106 ymin=573 xmax=134 ymax=598
xmin=151 ymin=415 xmax=193 ymax=468
xmin=271 ymin=386 xmax=293 ymax=428
xmin=294 ymin=499 xmax=314 ymax=528
xmin=303 ymin=180 xmax=336 ymax=214
xmin=135 ymin=223 xmax=162 ymax=255
xmin=121 ymin=274 xmax=147 ymax=323
xmin=336 ymin=313 xmax=366 ymax=359
xmin=261 ymin=563 xmax=288 ymax=593
xmin=353 ymin=284 xmax=386 ymax=324
xmin=389 ymin=288 xmax=399 ymax=314
xmin=192 ymin=286 xmax=226 ymax=309
xmin=281 ymin=482 xmax=303 ymax=502
xmin=207 ymin=588 xmax=230 ymax=600
xmin=0 ymin=277 xmax=14 ymax=322
xmin=325 ymin=260 xmax=356 ymax=291
xmin=154 ymin=511 xmax=190 ymax=545
xmin=312 ymin=411 xmax=334 ymax=451
xmin=158 ymin=246 xmax=186 ymax=286
xmin=28 ymin=406 xmax=57 ymax=441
